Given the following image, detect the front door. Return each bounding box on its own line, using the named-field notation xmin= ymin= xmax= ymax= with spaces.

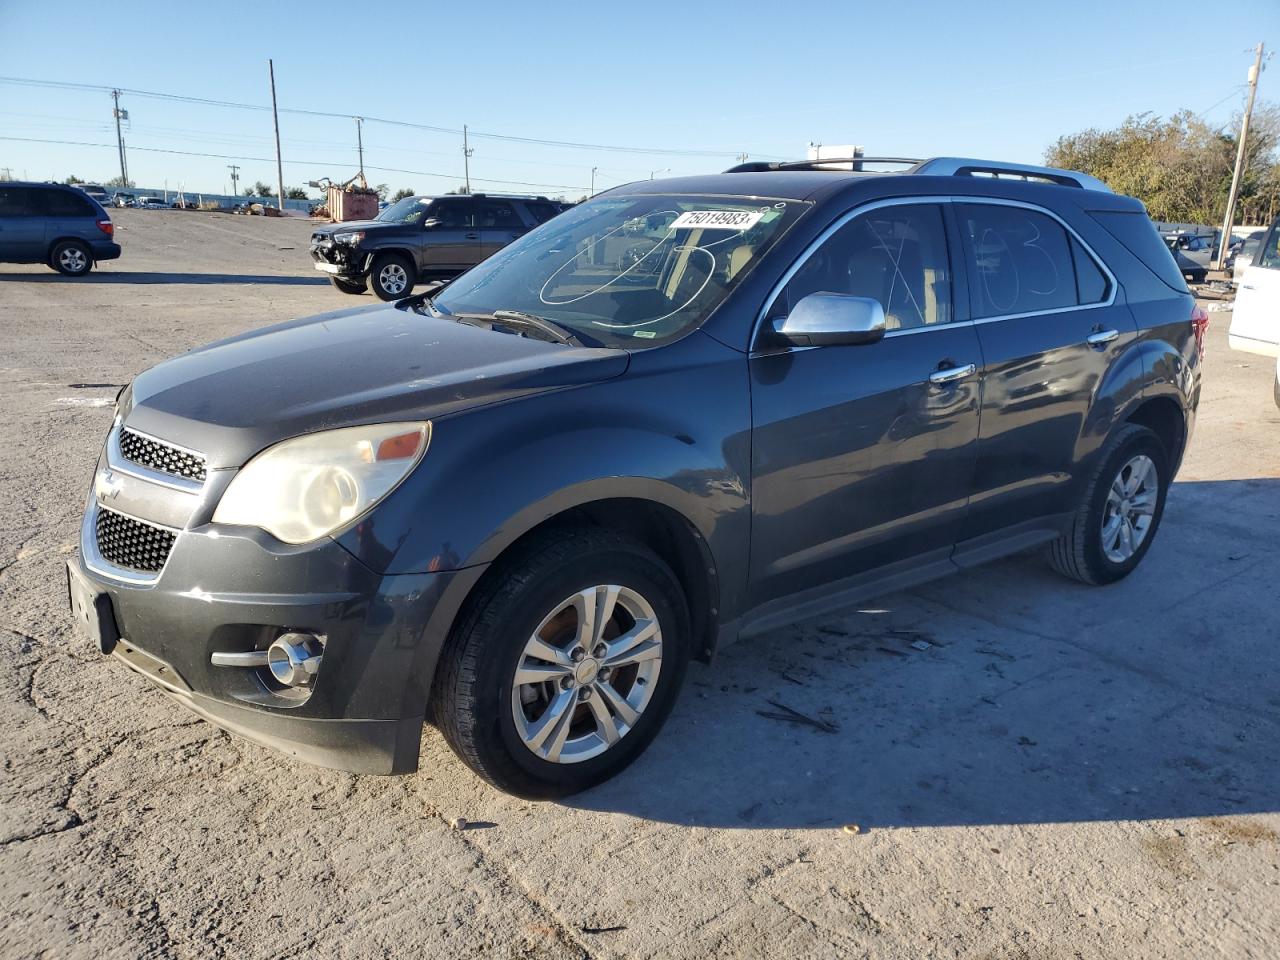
xmin=1230 ymin=218 xmax=1280 ymax=356
xmin=421 ymin=196 xmax=479 ymax=275
xmin=952 ymin=200 xmax=1138 ymax=539
xmin=749 ymin=200 xmax=983 ymax=608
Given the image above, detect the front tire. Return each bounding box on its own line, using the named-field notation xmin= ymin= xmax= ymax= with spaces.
xmin=432 ymin=528 xmax=691 ymax=798
xmin=50 ymin=240 xmax=93 ymax=276
xmin=1047 ymin=424 xmax=1169 ymax=585
xmin=369 ymin=253 xmax=414 ymax=300
xmin=329 ymin=275 xmax=368 ymax=295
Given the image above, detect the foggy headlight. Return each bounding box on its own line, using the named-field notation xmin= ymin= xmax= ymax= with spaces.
xmin=334 ymin=231 xmax=365 ymax=245
xmin=213 ymin=422 xmax=430 ymax=544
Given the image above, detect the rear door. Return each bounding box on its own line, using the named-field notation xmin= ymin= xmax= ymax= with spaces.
xmin=44 ymin=188 xmax=99 ymax=245
xmin=0 ymin=186 xmax=47 ymax=261
xmin=420 ymin=196 xmax=479 ymax=274
xmin=748 ymin=200 xmax=983 ymax=607
xmin=1230 ymin=218 xmax=1280 ymax=356
xmin=477 ymin=199 xmax=528 ymax=260
xmin=954 ymin=200 xmax=1135 ymax=541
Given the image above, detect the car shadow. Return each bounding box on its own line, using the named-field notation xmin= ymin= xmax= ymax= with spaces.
xmin=0 ymin=271 xmax=329 ymax=286
xmin=566 ymin=477 xmax=1280 ymax=830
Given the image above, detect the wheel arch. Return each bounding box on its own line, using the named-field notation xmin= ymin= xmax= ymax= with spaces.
xmin=1124 ymin=394 xmax=1187 ymax=473
xmin=455 ymin=494 xmax=721 ymax=665
xmin=47 ymin=235 xmax=93 ymax=263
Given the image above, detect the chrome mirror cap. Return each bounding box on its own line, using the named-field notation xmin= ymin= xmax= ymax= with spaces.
xmin=773 ymin=293 xmax=887 ymax=347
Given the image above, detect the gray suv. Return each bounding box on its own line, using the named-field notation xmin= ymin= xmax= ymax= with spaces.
xmin=0 ymin=182 xmax=121 ymax=275
xmin=68 ymin=157 xmax=1201 ymax=798
xmin=310 ymin=193 xmax=569 ymax=299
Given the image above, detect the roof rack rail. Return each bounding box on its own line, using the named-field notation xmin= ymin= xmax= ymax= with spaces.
xmin=909 ymin=157 xmax=1111 ymax=192
xmin=724 ymin=157 xmax=920 ymax=173
xmin=723 ymin=155 xmax=1111 ymax=193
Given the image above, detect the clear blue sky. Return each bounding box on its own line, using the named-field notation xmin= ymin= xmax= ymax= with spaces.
xmin=0 ymin=0 xmax=1275 ymax=199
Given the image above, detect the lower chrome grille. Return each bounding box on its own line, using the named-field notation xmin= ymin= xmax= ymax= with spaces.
xmin=95 ymin=507 xmax=177 ymax=573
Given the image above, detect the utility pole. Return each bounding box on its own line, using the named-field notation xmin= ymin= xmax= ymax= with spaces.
xmin=590 ymin=166 xmax=597 ymax=197
xmin=1216 ymin=42 xmax=1266 ymax=270
xmin=462 ymin=124 xmax=473 ymax=195
xmin=355 ymin=117 xmax=366 ymax=179
xmin=227 ymin=164 xmax=240 ymax=198
xmin=111 ymin=89 xmax=129 ymax=186
xmin=268 ymin=59 xmax=285 ymax=210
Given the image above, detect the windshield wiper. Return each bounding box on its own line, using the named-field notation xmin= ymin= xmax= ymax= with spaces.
xmin=488 ymin=309 xmax=589 ymax=347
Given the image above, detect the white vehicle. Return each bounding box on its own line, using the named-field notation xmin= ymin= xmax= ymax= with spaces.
xmin=1228 ymin=216 xmax=1280 ymax=407
xmin=137 ymin=196 xmax=167 ymax=210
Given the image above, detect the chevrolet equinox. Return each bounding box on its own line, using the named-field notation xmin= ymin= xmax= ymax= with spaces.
xmin=68 ymin=157 xmax=1203 ymax=798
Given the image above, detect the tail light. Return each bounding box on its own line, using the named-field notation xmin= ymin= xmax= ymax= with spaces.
xmin=96 ymin=219 xmax=114 ymax=237
xmin=1190 ymin=303 xmax=1209 ymax=360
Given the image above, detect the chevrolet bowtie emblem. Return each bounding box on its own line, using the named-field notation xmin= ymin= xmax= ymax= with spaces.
xmin=95 ymin=470 xmax=124 ymax=501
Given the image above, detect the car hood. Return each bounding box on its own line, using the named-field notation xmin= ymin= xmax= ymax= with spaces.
xmin=311 ymin=219 xmax=391 ymax=237
xmin=123 ymin=304 xmax=630 ymax=468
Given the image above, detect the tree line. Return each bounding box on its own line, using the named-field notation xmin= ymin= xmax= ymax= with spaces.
xmin=1045 ymin=104 xmax=1280 ymax=226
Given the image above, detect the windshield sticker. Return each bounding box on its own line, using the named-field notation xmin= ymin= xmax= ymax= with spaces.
xmin=670 ymin=210 xmax=765 ymax=231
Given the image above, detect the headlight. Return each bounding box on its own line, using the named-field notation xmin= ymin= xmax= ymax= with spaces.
xmin=212 ymin=422 xmax=430 ymax=544
xmin=335 ymin=231 xmax=365 ymax=246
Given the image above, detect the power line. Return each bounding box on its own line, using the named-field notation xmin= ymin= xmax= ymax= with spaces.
xmin=0 ymin=74 xmax=769 ymax=159
xmin=0 ymin=135 xmax=592 ymax=191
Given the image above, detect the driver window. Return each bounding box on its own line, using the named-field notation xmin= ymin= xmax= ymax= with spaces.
xmin=775 ymin=203 xmax=953 ymax=330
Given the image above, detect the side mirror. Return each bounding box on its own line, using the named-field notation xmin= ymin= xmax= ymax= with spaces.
xmin=422 ymin=217 xmax=441 ymax=230
xmin=772 ymin=293 xmax=886 ymax=347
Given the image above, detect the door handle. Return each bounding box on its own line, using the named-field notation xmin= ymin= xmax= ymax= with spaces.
xmin=1086 ymin=329 xmax=1119 ymax=347
xmin=464 ymin=232 xmax=479 ymax=239
xmin=928 ymin=362 xmax=976 ymax=385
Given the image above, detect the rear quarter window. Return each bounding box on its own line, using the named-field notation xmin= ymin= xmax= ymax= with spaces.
xmin=1089 ymin=210 xmax=1188 ymax=292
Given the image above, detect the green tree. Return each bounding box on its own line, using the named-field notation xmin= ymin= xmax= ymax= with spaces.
xmin=64 ymin=174 xmax=83 ymax=185
xmin=391 ymin=187 xmax=416 ymax=202
xmin=285 ymin=187 xmax=309 ymax=200
xmin=1046 ymin=105 xmax=1279 ymax=225
xmin=105 ymin=175 xmax=134 ymax=188
xmin=247 ymin=180 xmax=275 ymax=198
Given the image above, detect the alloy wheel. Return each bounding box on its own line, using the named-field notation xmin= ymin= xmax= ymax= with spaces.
xmin=1101 ymin=454 xmax=1158 ymax=563
xmin=60 ymin=247 xmax=87 ymax=273
xmin=378 ymin=263 xmax=408 ymax=295
xmin=511 ymin=584 xmax=663 ymax=764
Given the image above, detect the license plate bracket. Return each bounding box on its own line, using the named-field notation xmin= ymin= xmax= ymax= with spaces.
xmin=66 ymin=561 xmax=120 ymax=655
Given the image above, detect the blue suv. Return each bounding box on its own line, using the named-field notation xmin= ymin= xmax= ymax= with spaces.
xmin=0 ymin=182 xmax=121 ymax=275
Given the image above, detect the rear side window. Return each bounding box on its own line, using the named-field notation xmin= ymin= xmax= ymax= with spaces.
xmin=956 ymin=204 xmax=1082 ymax=317
xmin=45 ymin=189 xmax=95 ymax=217
xmin=1089 ymin=209 xmax=1187 ymax=292
xmin=523 ymin=200 xmax=562 ymax=224
xmin=775 ymin=202 xmax=953 ymax=330
xmin=1257 ymin=222 xmax=1280 ymax=269
xmin=478 ymin=200 xmax=519 ymax=228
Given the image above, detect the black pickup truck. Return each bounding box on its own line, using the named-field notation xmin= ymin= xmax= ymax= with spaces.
xmin=310 ymin=193 xmax=570 ymax=299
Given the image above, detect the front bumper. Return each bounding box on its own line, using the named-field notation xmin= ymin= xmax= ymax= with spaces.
xmin=310 ymin=238 xmax=367 ymax=278
xmin=74 ymin=424 xmax=485 ymax=774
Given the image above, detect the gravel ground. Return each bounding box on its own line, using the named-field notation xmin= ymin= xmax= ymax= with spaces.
xmin=2 ymin=210 xmax=1278 ymax=960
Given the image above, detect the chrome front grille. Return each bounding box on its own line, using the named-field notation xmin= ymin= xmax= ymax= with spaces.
xmin=94 ymin=507 xmax=177 ymax=573
xmin=119 ymin=428 xmax=207 ymax=482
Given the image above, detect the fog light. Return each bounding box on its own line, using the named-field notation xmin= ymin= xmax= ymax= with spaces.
xmin=266 ymin=632 xmax=324 ymax=687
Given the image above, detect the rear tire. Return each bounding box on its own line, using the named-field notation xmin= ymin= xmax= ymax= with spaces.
xmin=50 ymin=240 xmax=93 ymax=276
xmin=329 ymin=276 xmax=367 ymax=295
xmin=1047 ymin=424 xmax=1169 ymax=585
xmin=431 ymin=528 xmax=690 ymax=799
xmin=369 ymin=253 xmax=414 ymax=301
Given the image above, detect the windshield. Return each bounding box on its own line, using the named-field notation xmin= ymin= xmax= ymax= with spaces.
xmin=433 ymin=194 xmax=807 ymax=347
xmin=376 ymin=196 xmax=431 ymax=225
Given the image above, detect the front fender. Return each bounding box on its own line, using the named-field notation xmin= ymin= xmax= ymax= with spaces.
xmin=335 ymin=333 xmax=753 ymax=617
